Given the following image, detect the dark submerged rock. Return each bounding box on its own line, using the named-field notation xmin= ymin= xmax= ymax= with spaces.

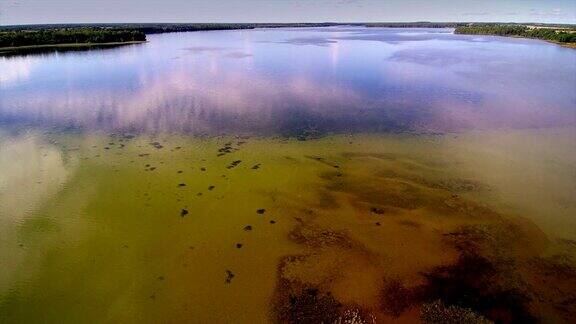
xmin=418 ymin=251 xmax=536 ymax=323
xmin=227 ymin=160 xmax=242 ymax=169
xmin=225 ymin=270 xmax=235 ymax=284
xmin=217 ymin=142 xmax=237 ymax=156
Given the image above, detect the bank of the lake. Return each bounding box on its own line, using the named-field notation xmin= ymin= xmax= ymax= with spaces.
xmin=455 ymin=24 xmax=576 ymax=49
xmin=0 ymin=41 xmax=146 ymax=55
xmin=0 ymin=28 xmax=146 ymax=54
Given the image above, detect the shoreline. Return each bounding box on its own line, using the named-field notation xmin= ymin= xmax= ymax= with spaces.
xmin=460 ymin=32 xmax=576 ymax=49
xmin=0 ymin=40 xmax=146 ymax=55
xmin=2 ymin=32 xmax=572 ymax=55
xmin=506 ymin=36 xmax=576 ymax=49
xmin=544 ymin=39 xmax=576 ymax=49
xmin=454 ymin=25 xmax=576 ymax=49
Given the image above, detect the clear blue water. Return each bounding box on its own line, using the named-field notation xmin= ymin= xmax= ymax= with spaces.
xmin=1 ymin=27 xmax=575 ymax=135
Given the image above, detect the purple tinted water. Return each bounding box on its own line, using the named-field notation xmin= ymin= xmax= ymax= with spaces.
xmin=1 ymin=27 xmax=575 ymax=135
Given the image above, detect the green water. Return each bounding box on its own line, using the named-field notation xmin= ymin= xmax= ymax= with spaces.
xmin=1 ymin=127 xmax=575 ymax=323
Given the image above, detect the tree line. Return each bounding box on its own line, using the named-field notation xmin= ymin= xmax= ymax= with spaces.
xmin=364 ymin=22 xmax=468 ymax=28
xmin=455 ymin=24 xmax=576 ymax=44
xmin=3 ymin=23 xmax=575 ymax=48
xmin=0 ymin=22 xmax=462 ymax=33
xmin=0 ymin=28 xmax=146 ymax=48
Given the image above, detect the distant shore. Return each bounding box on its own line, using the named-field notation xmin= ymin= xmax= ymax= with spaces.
xmin=2 ymin=22 xmax=575 ymax=33
xmin=455 ymin=24 xmax=576 ymax=49
xmin=1 ymin=23 xmax=575 ymax=55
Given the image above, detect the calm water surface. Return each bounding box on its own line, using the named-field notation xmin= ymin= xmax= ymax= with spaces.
xmin=2 ymin=27 xmax=575 ymax=134
xmin=1 ymin=27 xmax=575 ymax=323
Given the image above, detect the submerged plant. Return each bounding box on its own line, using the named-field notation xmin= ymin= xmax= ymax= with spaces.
xmin=421 ymin=300 xmax=492 ymax=324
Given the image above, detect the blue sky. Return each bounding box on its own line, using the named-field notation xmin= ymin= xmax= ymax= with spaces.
xmin=1 ymin=0 xmax=575 ymax=25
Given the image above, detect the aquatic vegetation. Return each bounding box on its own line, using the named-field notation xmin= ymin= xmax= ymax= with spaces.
xmin=379 ymin=279 xmax=414 ymax=317
xmin=225 ymin=270 xmax=235 ymax=284
xmin=272 ymin=256 xmax=375 ymax=324
xmin=264 ymin=133 xmax=575 ymax=322
xmin=420 ymin=300 xmax=492 ymax=324
xmin=275 ymin=285 xmax=342 ymax=323
xmin=418 ymin=250 xmax=535 ymax=323
xmin=227 ymin=160 xmax=242 ymax=169
xmin=0 ymin=130 xmax=574 ymax=322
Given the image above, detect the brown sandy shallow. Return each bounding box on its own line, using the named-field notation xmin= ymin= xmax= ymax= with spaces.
xmin=269 ymin=149 xmax=576 ymax=323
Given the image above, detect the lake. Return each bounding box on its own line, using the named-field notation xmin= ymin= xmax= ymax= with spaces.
xmin=1 ymin=27 xmax=575 ymax=323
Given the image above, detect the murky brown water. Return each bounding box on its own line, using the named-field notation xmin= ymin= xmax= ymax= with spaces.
xmin=1 ymin=27 xmax=575 ymax=323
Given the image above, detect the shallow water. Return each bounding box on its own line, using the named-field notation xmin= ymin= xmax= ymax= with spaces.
xmin=0 ymin=27 xmax=575 ymax=323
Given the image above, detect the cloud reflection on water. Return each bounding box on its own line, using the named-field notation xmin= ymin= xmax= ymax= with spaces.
xmin=0 ymin=27 xmax=575 ymax=136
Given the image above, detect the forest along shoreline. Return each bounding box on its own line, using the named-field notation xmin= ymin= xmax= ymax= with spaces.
xmin=0 ymin=41 xmax=147 ymax=56
xmin=454 ymin=24 xmax=576 ymax=49
xmin=0 ymin=28 xmax=147 ymax=55
xmin=1 ymin=22 xmax=575 ymax=55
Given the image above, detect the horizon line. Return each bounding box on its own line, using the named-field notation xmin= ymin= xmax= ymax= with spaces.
xmin=2 ymin=21 xmax=576 ymax=27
